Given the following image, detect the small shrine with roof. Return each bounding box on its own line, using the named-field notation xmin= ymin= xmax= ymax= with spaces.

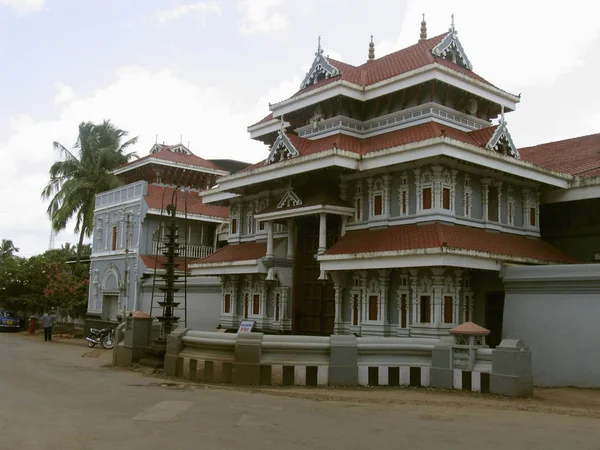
xmin=190 ymin=17 xmax=578 ymax=344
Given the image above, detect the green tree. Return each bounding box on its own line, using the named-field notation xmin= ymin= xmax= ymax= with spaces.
xmin=0 ymin=239 xmax=19 ymax=259
xmin=41 ymin=120 xmax=138 ymax=264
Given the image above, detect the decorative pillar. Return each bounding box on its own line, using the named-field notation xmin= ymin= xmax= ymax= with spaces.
xmin=330 ymin=271 xmax=346 ymax=335
xmin=286 ymin=219 xmax=294 ymax=259
xmin=408 ymin=268 xmax=419 ymax=326
xmin=453 ymin=269 xmax=463 ymax=325
xmin=382 ymin=173 xmax=392 ymax=218
xmin=431 ymin=267 xmax=445 ymax=325
xmin=413 ymin=169 xmax=422 ymax=213
xmin=481 ymin=178 xmax=490 ymax=221
xmin=339 ymin=179 xmax=348 ymax=201
xmin=451 ymin=169 xmax=458 ymax=211
xmin=431 ymin=165 xmax=443 ymax=209
xmin=496 ymin=181 xmax=503 ymax=223
xmin=378 ymin=269 xmax=391 ymax=326
xmin=341 ymin=216 xmax=348 ymax=237
xmin=266 ymin=221 xmax=274 ymax=258
xmin=318 ymin=212 xmax=327 ymax=254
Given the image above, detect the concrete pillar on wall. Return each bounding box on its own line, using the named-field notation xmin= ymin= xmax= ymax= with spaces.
xmin=286 ymin=220 xmax=294 ymax=259
xmin=266 ymin=221 xmax=274 ymax=258
xmin=329 ymin=335 xmax=358 ymax=386
xmin=490 ymin=339 xmax=533 ymax=397
xmin=318 ymin=213 xmax=327 ymax=254
xmin=232 ymin=332 xmax=264 ymax=385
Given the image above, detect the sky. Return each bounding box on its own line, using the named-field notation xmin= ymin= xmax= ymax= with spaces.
xmin=1 ymin=0 xmax=600 ymax=257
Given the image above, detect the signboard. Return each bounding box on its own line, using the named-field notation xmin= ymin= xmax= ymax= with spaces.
xmin=452 ymin=348 xmax=470 ymax=370
xmin=238 ymin=320 xmax=255 ymax=333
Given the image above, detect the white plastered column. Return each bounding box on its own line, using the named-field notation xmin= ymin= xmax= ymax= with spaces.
xmin=266 ymin=220 xmax=274 ymax=258
xmin=286 ymin=219 xmax=295 ymax=259
xmin=318 ymin=212 xmax=327 ymax=254
xmin=431 ymin=267 xmax=445 ymax=325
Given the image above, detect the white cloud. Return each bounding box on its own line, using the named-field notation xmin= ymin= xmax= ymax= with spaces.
xmin=0 ymin=67 xmax=272 ymax=256
xmin=377 ymin=0 xmax=600 ymax=91
xmin=156 ymin=1 xmax=221 ymax=25
xmin=0 ymin=0 xmax=45 ymax=14
xmin=237 ymin=0 xmax=287 ymax=35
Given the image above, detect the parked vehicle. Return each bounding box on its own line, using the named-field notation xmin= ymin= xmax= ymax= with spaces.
xmin=0 ymin=310 xmax=20 ymax=331
xmin=86 ymin=327 xmax=115 ymax=349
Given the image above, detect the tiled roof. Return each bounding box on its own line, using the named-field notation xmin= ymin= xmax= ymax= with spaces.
xmin=140 ymin=255 xmax=189 ymax=272
xmin=250 ymin=112 xmax=275 ymax=128
xmin=123 ymin=146 xmax=226 ymax=172
xmin=145 ymin=184 xmax=228 ymax=219
xmin=190 ymin=242 xmax=267 ymax=265
xmin=519 ymin=132 xmax=600 ymax=178
xmin=250 ymin=33 xmax=498 ymax=128
xmin=324 ymin=222 xmax=576 ymax=264
xmin=241 ymin=123 xmax=498 ymax=171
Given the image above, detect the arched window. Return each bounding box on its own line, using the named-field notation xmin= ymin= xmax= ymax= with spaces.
xmin=421 ymin=171 xmax=433 ymax=211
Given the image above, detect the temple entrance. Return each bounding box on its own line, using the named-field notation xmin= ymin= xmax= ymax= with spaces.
xmin=485 ymin=292 xmax=505 ymax=348
xmin=292 ymin=215 xmax=340 ymax=335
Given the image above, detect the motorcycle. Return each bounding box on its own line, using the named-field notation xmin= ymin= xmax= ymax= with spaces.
xmin=86 ymin=327 xmax=115 ymax=349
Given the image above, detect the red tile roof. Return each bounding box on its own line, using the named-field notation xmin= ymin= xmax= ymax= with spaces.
xmin=190 ymin=242 xmax=267 ymax=265
xmin=324 ymin=222 xmax=576 ymax=264
xmin=250 ymin=112 xmax=275 ymax=128
xmin=145 ymin=184 xmax=228 ymax=219
xmin=123 ymin=146 xmax=226 ymax=172
xmin=519 ymin=132 xmax=600 ymax=178
xmin=140 ymin=255 xmax=189 ymax=272
xmin=250 ymin=33 xmax=499 ymax=128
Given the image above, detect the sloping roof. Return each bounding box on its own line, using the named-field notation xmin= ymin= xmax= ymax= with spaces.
xmin=121 ymin=145 xmax=226 ymax=172
xmin=250 ymin=112 xmax=275 ymax=127
xmin=519 ymin=132 xmax=600 ymax=178
xmin=140 ymin=255 xmax=189 ymax=272
xmin=323 ymin=222 xmax=576 ymax=264
xmin=145 ymin=184 xmax=228 ymax=219
xmin=190 ymin=242 xmax=267 ymax=265
xmin=242 ymin=123 xmax=499 ymax=170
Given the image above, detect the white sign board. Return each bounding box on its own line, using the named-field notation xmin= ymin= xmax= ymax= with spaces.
xmin=238 ymin=320 xmax=255 ymax=333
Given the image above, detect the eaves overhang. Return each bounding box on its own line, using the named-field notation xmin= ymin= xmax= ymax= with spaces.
xmin=188 ymin=259 xmax=266 ymax=276
xmin=113 ymin=157 xmax=229 ymax=177
xmin=255 ymin=204 xmax=354 ymax=221
xmin=268 ymin=63 xmax=519 ymax=122
xmin=201 ymin=149 xmax=360 ymax=204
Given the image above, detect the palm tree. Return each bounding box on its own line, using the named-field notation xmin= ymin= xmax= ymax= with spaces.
xmin=0 ymin=239 xmax=19 ymax=258
xmin=41 ymin=120 xmax=138 ymax=264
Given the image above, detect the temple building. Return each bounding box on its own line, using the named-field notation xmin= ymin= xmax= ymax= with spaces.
xmin=85 ymin=142 xmax=249 ymax=332
xmin=189 ymin=18 xmax=597 ymax=346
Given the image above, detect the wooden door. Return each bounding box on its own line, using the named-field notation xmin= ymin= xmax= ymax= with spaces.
xmin=485 ymin=292 xmax=505 ymax=348
xmin=293 ymin=215 xmax=339 ymax=335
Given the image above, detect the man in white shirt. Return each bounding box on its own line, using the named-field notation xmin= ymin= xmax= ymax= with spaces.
xmin=41 ymin=310 xmax=55 ymax=342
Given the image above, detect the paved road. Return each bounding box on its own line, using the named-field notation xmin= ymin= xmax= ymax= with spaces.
xmin=1 ymin=332 xmax=599 ymax=450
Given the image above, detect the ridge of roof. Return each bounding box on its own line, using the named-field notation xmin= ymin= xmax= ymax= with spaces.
xmin=145 ymin=183 xmax=228 ymax=219
xmin=118 ymin=146 xmax=227 ymax=172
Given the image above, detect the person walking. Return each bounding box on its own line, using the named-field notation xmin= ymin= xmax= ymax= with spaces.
xmin=42 ymin=310 xmax=55 ymax=342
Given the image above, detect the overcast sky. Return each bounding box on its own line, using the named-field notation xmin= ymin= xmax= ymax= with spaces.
xmin=1 ymin=0 xmax=600 ymax=257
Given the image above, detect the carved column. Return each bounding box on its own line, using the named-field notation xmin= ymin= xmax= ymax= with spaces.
xmin=339 ymin=179 xmax=348 ymax=201
xmin=382 ymin=173 xmax=392 ymax=218
xmin=481 ymin=178 xmax=490 ymax=221
xmin=431 ymin=267 xmax=445 ymax=325
xmin=330 ymin=271 xmax=346 ymax=334
xmin=378 ymin=269 xmax=391 ymax=326
xmin=496 ymin=181 xmax=503 ymax=223
xmin=454 ymin=269 xmax=463 ymax=325
xmin=318 ymin=212 xmax=327 ymax=254
xmin=431 ymin=165 xmax=443 ymax=209
xmin=413 ymin=169 xmax=421 ymax=213
xmin=451 ymin=169 xmax=458 ymax=211
xmin=266 ymin=221 xmax=274 ymax=258
xmin=366 ymin=177 xmax=373 ymax=217
xmin=286 ymin=219 xmax=294 ymax=259
xmin=408 ymin=268 xmax=419 ymax=326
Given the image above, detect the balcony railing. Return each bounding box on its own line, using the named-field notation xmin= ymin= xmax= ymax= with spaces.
xmin=152 ymin=240 xmax=215 ymax=259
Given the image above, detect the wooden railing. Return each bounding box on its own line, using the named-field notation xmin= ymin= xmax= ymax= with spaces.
xmin=152 ymin=241 xmax=214 ymax=259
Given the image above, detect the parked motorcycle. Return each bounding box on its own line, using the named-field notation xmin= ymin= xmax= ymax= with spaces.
xmin=86 ymin=327 xmax=115 ymax=349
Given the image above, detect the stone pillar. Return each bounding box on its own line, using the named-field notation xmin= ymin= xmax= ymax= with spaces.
xmin=341 ymin=215 xmax=348 ymax=237
xmin=318 ymin=212 xmax=327 ymax=254
xmin=329 ymin=335 xmax=358 ymax=386
xmin=429 ymin=336 xmax=454 ymax=389
xmin=481 ymin=178 xmax=490 ymax=221
xmin=121 ymin=313 xmax=153 ymax=364
xmin=232 ymin=332 xmax=264 ymax=385
xmin=378 ymin=269 xmax=391 ymax=325
xmin=490 ymin=339 xmax=533 ymax=397
xmin=164 ymin=328 xmax=190 ymax=376
xmin=266 ymin=221 xmax=274 ymax=258
xmin=286 ymin=219 xmax=294 ymax=259
xmin=431 ymin=267 xmax=445 ymax=325
xmin=453 ymin=269 xmax=463 ymax=325
xmin=409 ymin=268 xmax=419 ymax=326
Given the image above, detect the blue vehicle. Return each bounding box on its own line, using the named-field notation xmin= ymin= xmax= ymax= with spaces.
xmin=0 ymin=310 xmax=20 ymax=331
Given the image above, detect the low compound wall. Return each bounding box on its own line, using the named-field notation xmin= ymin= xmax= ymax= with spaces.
xmin=164 ymin=329 xmax=533 ymax=396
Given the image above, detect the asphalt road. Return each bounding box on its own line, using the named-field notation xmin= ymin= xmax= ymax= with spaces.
xmin=1 ymin=331 xmax=599 ymax=450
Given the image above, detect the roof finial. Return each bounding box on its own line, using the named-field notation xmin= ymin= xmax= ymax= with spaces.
xmin=280 ymin=114 xmax=286 ymax=133
xmin=420 ymin=14 xmax=427 ymax=41
xmin=316 ymin=35 xmax=323 ymax=56
xmin=500 ymin=105 xmax=506 ymax=125
xmin=450 ymin=13 xmax=455 ymax=33
xmin=368 ymin=35 xmax=375 ymax=61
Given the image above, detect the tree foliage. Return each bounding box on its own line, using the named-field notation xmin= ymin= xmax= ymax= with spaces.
xmin=0 ymin=242 xmax=90 ymax=318
xmin=41 ymin=120 xmax=138 ymax=263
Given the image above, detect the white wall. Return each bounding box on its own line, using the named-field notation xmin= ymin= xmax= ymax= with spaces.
xmin=501 ymin=264 xmax=600 ymax=387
